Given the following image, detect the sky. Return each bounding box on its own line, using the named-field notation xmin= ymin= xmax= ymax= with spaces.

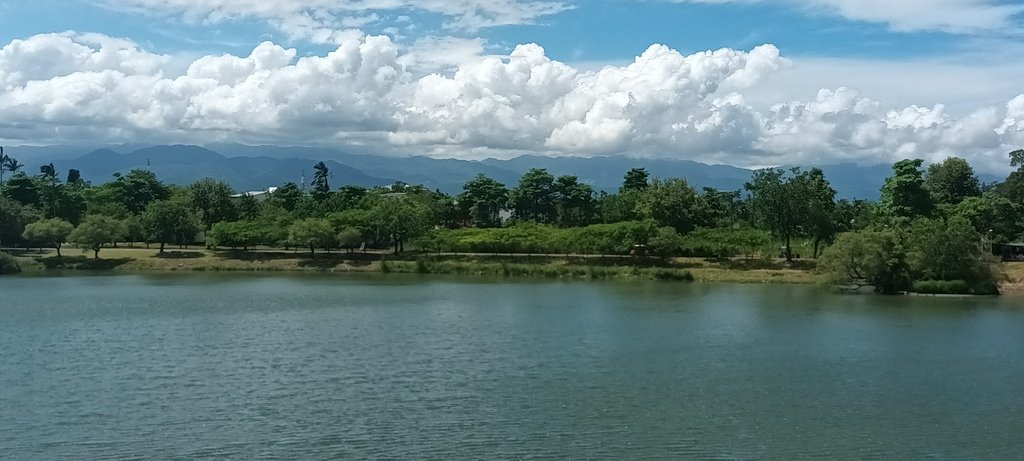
xmin=1 ymin=0 xmax=1023 ymax=172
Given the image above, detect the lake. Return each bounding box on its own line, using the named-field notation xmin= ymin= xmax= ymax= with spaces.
xmin=1 ymin=274 xmax=1022 ymax=459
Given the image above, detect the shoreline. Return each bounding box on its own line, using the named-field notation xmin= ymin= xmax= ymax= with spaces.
xmin=5 ymin=247 xmax=818 ymax=285
xmin=6 ymin=247 xmax=1023 ymax=292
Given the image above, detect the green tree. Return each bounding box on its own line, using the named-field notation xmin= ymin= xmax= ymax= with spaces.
xmin=22 ymin=218 xmax=74 ymax=256
xmin=142 ymin=200 xmax=201 ymax=253
xmin=207 ymin=221 xmax=263 ymax=251
xmin=745 ymin=168 xmax=810 ymax=262
xmin=368 ymin=196 xmax=432 ymax=254
xmin=235 ymin=193 xmax=260 ymax=221
xmin=924 ymin=157 xmax=981 ymax=205
xmin=186 ymin=178 xmax=237 ymax=229
xmin=621 ymin=168 xmax=650 ymax=192
xmin=68 ymin=215 xmax=123 ymax=258
xmin=879 ymin=159 xmax=933 ymax=219
xmin=907 ymin=216 xmax=997 ymax=287
xmin=954 ymin=193 xmax=1023 ymax=243
xmin=508 ymin=168 xmax=557 ymax=223
xmin=103 ymin=169 xmax=170 ymax=214
xmin=553 ymin=175 xmax=595 ymax=227
xmin=288 ymin=218 xmax=336 ymax=256
xmin=337 ymin=227 xmax=363 ymax=253
xmin=637 ymin=178 xmax=705 ymax=234
xmin=800 ymin=168 xmax=838 ymax=258
xmin=270 ymin=182 xmax=304 ymax=211
xmin=0 ymin=195 xmax=41 ymax=247
xmin=817 ymin=229 xmax=910 ymax=294
xmin=4 ymin=172 xmax=40 ymax=206
xmin=458 ymin=174 xmax=508 ymax=228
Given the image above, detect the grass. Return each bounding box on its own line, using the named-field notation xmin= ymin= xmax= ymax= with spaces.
xmin=11 ymin=246 xmax=1019 ymax=290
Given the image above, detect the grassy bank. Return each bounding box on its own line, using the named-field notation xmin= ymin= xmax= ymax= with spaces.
xmin=5 ymin=247 xmax=823 ymax=284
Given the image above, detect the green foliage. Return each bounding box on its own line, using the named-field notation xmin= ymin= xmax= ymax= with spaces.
xmin=0 ymin=251 xmax=20 ymax=275
xmin=207 ymin=221 xmax=265 ymax=250
xmin=367 ymin=196 xmax=432 ymax=254
xmin=684 ymin=227 xmax=772 ymax=259
xmin=746 ymin=167 xmax=813 ymax=261
xmin=621 ymin=168 xmax=649 ymax=192
xmin=142 ymin=200 xmax=201 ymax=252
xmin=458 ymin=174 xmax=508 ymax=228
xmin=430 ymin=220 xmax=677 ymax=256
xmin=288 ymin=218 xmax=336 ymax=256
xmin=817 ymin=230 xmax=910 ymax=294
xmin=186 ymin=178 xmax=237 ymax=229
xmin=311 ymin=161 xmax=331 ymax=202
xmin=0 ymin=195 xmax=41 ymax=246
xmin=553 ymin=175 xmax=595 ymax=227
xmin=337 ymin=227 xmax=363 ymax=252
xmin=879 ymin=159 xmax=933 ymax=219
xmin=911 ymin=280 xmax=971 ymax=295
xmin=270 ymin=182 xmax=303 ymax=211
xmin=906 ymin=216 xmax=996 ymax=286
xmin=68 ymin=215 xmax=124 ymax=258
xmin=22 ymin=218 xmax=74 ymax=256
xmin=953 ymin=193 xmax=1023 ymax=243
xmin=508 ymin=168 xmax=557 ymax=223
xmin=924 ymin=157 xmax=981 ymax=205
xmin=636 ymin=178 xmax=705 ymax=234
xmin=100 ymin=169 xmax=170 ymax=214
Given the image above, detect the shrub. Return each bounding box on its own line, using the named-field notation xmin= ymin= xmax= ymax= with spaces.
xmin=912 ymin=280 xmax=970 ymax=295
xmin=0 ymin=251 xmax=21 ymax=275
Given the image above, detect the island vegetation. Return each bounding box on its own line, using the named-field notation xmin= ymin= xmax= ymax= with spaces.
xmin=1 ymin=147 xmax=1023 ymax=294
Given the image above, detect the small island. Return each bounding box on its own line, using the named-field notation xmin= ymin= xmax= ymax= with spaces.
xmin=3 ymin=150 xmax=1024 ymax=295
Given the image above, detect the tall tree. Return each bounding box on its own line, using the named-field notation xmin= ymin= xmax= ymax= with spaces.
xmin=288 ymin=218 xmax=336 ymax=256
xmin=186 ymin=178 xmax=237 ymax=230
xmin=103 ymin=169 xmax=170 ymax=214
xmin=745 ymin=168 xmax=810 ymax=262
xmin=553 ymin=175 xmax=595 ymax=227
xmin=800 ymin=168 xmax=837 ymax=258
xmin=0 ymin=147 xmax=6 ymax=185
xmin=66 ymin=169 xmax=82 ymax=185
xmin=621 ymin=168 xmax=650 ymax=192
xmin=367 ymin=196 xmax=431 ymax=254
xmin=637 ymin=178 xmax=705 ymax=234
xmin=508 ymin=168 xmax=557 ymax=223
xmin=879 ymin=159 xmax=933 ymax=219
xmin=271 ymin=182 xmax=304 ymax=211
xmin=142 ymin=200 xmax=200 ymax=253
xmin=924 ymin=156 xmax=981 ymax=205
xmin=458 ymin=174 xmax=509 ymax=228
xmin=311 ymin=161 xmax=331 ymax=202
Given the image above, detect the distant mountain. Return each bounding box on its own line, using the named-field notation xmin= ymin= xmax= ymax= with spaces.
xmin=16 ymin=143 xmax=989 ymax=200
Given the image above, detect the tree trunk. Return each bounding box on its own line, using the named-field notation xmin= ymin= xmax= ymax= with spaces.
xmin=309 ymin=245 xmax=315 ymax=257
xmin=813 ymin=237 xmax=821 ymax=259
xmin=785 ymin=232 xmax=792 ymax=262
xmin=93 ymin=248 xmax=100 ymax=259
xmin=56 ymin=243 xmax=62 ymax=257
xmin=159 ymin=241 xmax=165 ymax=253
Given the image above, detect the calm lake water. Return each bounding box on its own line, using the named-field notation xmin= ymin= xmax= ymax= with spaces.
xmin=1 ymin=274 xmax=1023 ymax=459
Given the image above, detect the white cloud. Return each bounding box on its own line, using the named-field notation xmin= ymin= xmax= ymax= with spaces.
xmin=104 ymin=0 xmax=570 ymax=42
xmin=1 ymin=32 xmax=1023 ymax=173
xmin=672 ymin=0 xmax=1024 ymax=33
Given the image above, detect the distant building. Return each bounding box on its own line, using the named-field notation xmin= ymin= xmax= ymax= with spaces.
xmin=231 ymin=186 xmax=278 ymax=202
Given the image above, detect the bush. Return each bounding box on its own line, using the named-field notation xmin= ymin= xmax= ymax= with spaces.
xmin=912 ymin=280 xmax=970 ymax=295
xmin=0 ymin=251 xmax=21 ymax=275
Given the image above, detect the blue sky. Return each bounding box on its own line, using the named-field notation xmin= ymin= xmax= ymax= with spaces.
xmin=0 ymin=0 xmax=1022 ymax=170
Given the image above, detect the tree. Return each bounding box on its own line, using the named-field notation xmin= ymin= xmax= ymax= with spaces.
xmin=271 ymin=182 xmax=304 ymax=211
xmin=745 ymin=168 xmax=810 ymax=262
xmin=817 ymin=230 xmax=911 ymax=294
xmin=68 ymin=215 xmax=123 ymax=258
xmin=0 ymin=195 xmax=41 ymax=247
xmin=142 ymin=200 xmax=200 ymax=253
xmin=207 ymin=221 xmax=263 ymax=251
xmin=621 ymin=168 xmax=650 ymax=192
xmin=337 ymin=227 xmax=363 ymax=253
xmin=288 ymin=218 xmax=336 ymax=256
xmin=311 ymin=161 xmax=331 ymax=202
xmin=0 ymin=146 xmax=7 ymax=185
xmin=801 ymin=168 xmax=838 ymax=258
xmin=2 ymin=153 xmax=24 ymax=185
xmin=637 ymin=178 xmax=706 ymax=234
xmin=186 ymin=178 xmax=237 ymax=229
xmin=66 ymin=169 xmax=82 ymax=185
xmin=367 ymin=196 xmax=432 ymax=254
xmin=103 ymin=169 xmax=170 ymax=214
xmin=4 ymin=172 xmax=40 ymax=206
xmin=954 ymin=193 xmax=1023 ymax=243
xmin=879 ymin=159 xmax=933 ymax=219
xmin=458 ymin=174 xmax=508 ymax=228
xmin=924 ymin=157 xmax=981 ymax=205
xmin=22 ymin=218 xmax=74 ymax=256
xmin=235 ymin=193 xmax=260 ymax=221
xmin=553 ymin=175 xmax=595 ymax=227
xmin=907 ymin=216 xmax=997 ymax=287
xmin=508 ymin=168 xmax=557 ymax=223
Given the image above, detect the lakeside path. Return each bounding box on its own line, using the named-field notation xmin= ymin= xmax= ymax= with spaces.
xmin=6 ymin=247 xmax=1024 ymax=291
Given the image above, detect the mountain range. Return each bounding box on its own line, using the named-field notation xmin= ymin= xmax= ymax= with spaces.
xmin=8 ymin=144 xmax=1002 ymax=200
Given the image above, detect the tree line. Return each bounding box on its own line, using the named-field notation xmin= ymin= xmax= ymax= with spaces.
xmin=1 ymin=147 xmax=1022 ymax=292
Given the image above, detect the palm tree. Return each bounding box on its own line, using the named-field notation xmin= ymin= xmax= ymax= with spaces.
xmin=4 ymin=156 xmax=24 ymax=177
xmin=311 ymin=161 xmax=331 ymax=201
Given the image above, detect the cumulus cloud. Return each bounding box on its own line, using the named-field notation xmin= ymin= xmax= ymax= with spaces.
xmin=105 ymin=0 xmax=570 ymax=42
xmin=1 ymin=32 xmax=1022 ymax=172
xmin=671 ymin=0 xmax=1024 ymax=33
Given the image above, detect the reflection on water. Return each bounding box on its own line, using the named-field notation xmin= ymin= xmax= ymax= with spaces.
xmin=1 ymin=274 xmax=1021 ymax=459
